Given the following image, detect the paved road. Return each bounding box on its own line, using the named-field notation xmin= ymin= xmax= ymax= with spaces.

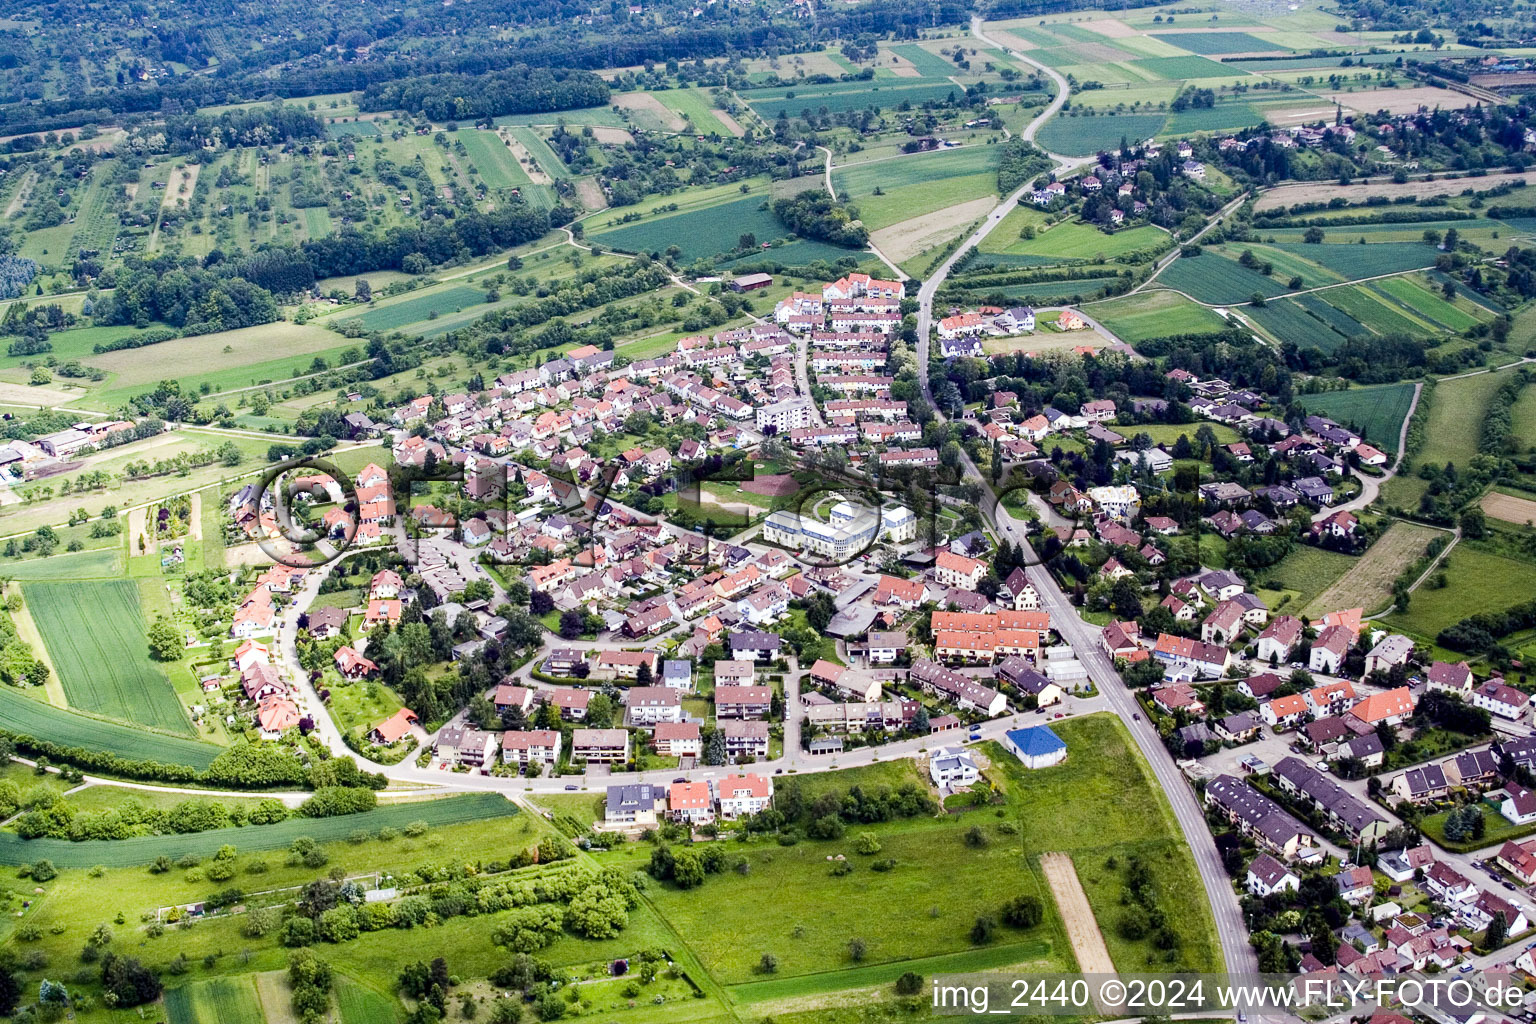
xmin=907 ymin=20 xmax=1256 ymax=975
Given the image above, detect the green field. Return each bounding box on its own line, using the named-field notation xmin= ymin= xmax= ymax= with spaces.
xmin=0 ymin=547 xmax=123 ymax=580
xmin=1129 ymin=55 xmax=1234 ymax=79
xmin=1151 ymin=31 xmax=1283 ymax=54
xmin=1086 ymin=289 xmax=1228 ymax=342
xmin=336 ymin=975 xmax=402 ymax=1024
xmin=891 ymin=43 xmax=962 ymax=77
xmin=166 ymin=976 xmax=265 ymax=1024
xmin=26 ymin=580 xmax=190 ymax=734
xmin=1246 ymin=296 xmax=1352 ymax=352
xmin=493 ymin=105 xmax=629 ymax=128
xmin=352 ymin=286 xmax=491 ymax=332
xmin=590 ymin=193 xmax=793 ymax=261
xmin=1384 ymin=545 xmax=1536 ymax=641
xmin=1253 ymin=543 xmax=1357 ymax=613
xmin=746 ymin=80 xmax=963 ymax=119
xmin=1385 ymin=370 xmax=1507 ymax=509
xmin=639 ymin=714 xmax=1220 ymax=987
xmin=1297 ymin=382 xmax=1417 ymax=451
xmin=985 ymin=219 xmax=1170 ymax=261
xmin=455 ymin=129 xmax=532 ymax=188
xmin=1156 ymin=250 xmax=1288 ymax=304
xmin=509 ymin=127 xmax=568 ymax=178
xmin=652 ymin=88 xmax=732 ymax=136
xmin=833 ymin=146 xmax=1000 ymax=198
xmin=0 ymin=687 xmax=220 ymax=768
xmin=1037 ymin=114 xmax=1168 ymax=156
xmin=0 ymin=793 xmax=516 ymax=868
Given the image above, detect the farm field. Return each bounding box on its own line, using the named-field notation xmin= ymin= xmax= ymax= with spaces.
xmin=1036 ymin=114 xmax=1168 ymax=156
xmin=1297 ymin=382 xmax=1418 ymax=452
xmin=0 ymin=687 xmax=220 ymax=769
xmin=26 ymin=580 xmax=190 ymax=734
xmin=744 ymin=80 xmax=964 ymax=119
xmin=651 ymin=88 xmax=732 ymax=136
xmin=0 ymin=547 xmax=123 ymax=580
xmin=589 ymin=193 xmax=797 ymax=262
xmin=453 ymin=129 xmax=532 ymax=188
xmin=1482 ymin=490 xmax=1536 ymax=526
xmin=1086 ymin=289 xmax=1228 ymax=342
xmin=1155 ymin=250 xmax=1288 ymax=304
xmin=1304 ymin=520 xmax=1444 ymax=617
xmin=1149 ymin=31 xmax=1283 ymax=54
xmin=0 ymin=792 xmax=517 ymax=869
xmin=349 ymin=286 xmax=490 ymax=332
xmin=166 ymin=976 xmax=265 ymax=1024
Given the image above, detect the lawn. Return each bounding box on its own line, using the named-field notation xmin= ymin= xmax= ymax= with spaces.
xmin=1421 ymin=801 xmax=1535 ymax=852
xmin=336 ymin=976 xmax=402 ymax=1024
xmin=1297 ymin=382 xmax=1417 ymax=452
xmin=1036 ymin=114 xmax=1168 ymax=156
xmin=493 ymin=106 xmax=629 ymax=128
xmin=1085 ymin=289 xmax=1227 ymax=342
xmin=26 ymin=580 xmax=191 ymax=735
xmin=0 ymin=687 xmax=221 ymax=769
xmin=0 ymin=793 xmax=517 ymax=869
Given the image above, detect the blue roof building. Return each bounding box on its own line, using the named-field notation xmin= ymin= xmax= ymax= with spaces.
xmin=1003 ymin=725 xmax=1067 ymax=769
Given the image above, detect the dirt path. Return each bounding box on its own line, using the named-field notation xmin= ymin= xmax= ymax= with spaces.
xmin=3 ymin=169 xmax=35 ymax=219
xmin=1040 ymin=852 xmax=1116 ymax=976
xmin=127 ymin=505 xmax=152 ymax=555
xmin=500 ymin=130 xmax=552 ymax=185
xmin=189 ymin=491 xmax=203 ymax=542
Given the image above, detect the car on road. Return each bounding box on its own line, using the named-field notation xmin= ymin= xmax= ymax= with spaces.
xmin=1505 ymin=881 xmax=1517 ymax=891
xmin=775 ymin=769 xmax=783 ymax=774
xmin=1132 ymin=713 xmax=1141 ymax=721
xmin=1054 ymin=713 xmax=1064 ymax=719
xmin=1315 ymin=760 xmax=1330 ymax=773
xmin=673 ymin=777 xmax=687 ymax=783
xmin=564 ymin=784 xmax=578 ymax=791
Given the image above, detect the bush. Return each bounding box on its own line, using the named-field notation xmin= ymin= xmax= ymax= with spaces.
xmin=895 ymin=970 xmax=923 ymax=995
xmin=1002 ymin=894 xmax=1044 ymax=928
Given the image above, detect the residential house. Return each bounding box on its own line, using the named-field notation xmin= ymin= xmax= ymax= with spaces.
xmin=573 ymin=729 xmax=630 ymax=764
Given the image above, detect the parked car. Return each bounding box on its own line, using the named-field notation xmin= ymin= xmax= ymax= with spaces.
xmin=564 ymin=784 xmax=578 ymax=791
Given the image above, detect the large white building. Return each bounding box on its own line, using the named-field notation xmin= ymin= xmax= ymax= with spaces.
xmin=756 ymin=398 xmax=815 ymax=433
xmin=762 ymin=501 xmax=916 ymax=559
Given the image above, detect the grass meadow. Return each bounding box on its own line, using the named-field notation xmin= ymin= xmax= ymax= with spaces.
xmin=0 ymin=687 xmax=221 ymax=768
xmin=1086 ymin=289 xmax=1227 ymax=342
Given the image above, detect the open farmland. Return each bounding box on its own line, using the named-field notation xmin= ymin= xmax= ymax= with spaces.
xmin=984 ymin=220 xmax=1170 ymax=261
xmin=1304 ymin=520 xmax=1443 ymax=617
xmin=746 ymin=79 xmax=963 ymax=119
xmin=0 ymin=793 xmax=517 ymax=868
xmin=1385 ymin=371 xmax=1506 ymax=509
xmin=0 ymin=687 xmax=220 ymax=768
xmin=1086 ymin=290 xmax=1227 ymax=342
xmin=350 ymin=286 xmax=489 ymax=332
xmin=1149 ymin=31 xmax=1284 ymax=53
xmin=590 ymin=193 xmax=799 ymax=261
xmin=27 ymin=580 xmax=190 ymax=734
xmin=454 ymin=129 xmax=532 ymax=188
xmin=1297 ymin=382 xmax=1417 ymax=452
xmin=1256 ymin=544 xmax=1356 ymax=613
xmin=1482 ymin=490 xmax=1536 ymax=527
xmin=166 ymin=977 xmax=265 ymax=1024
xmin=1155 ymin=251 xmax=1286 ymax=304
xmin=1037 ymin=114 xmax=1167 ymax=156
